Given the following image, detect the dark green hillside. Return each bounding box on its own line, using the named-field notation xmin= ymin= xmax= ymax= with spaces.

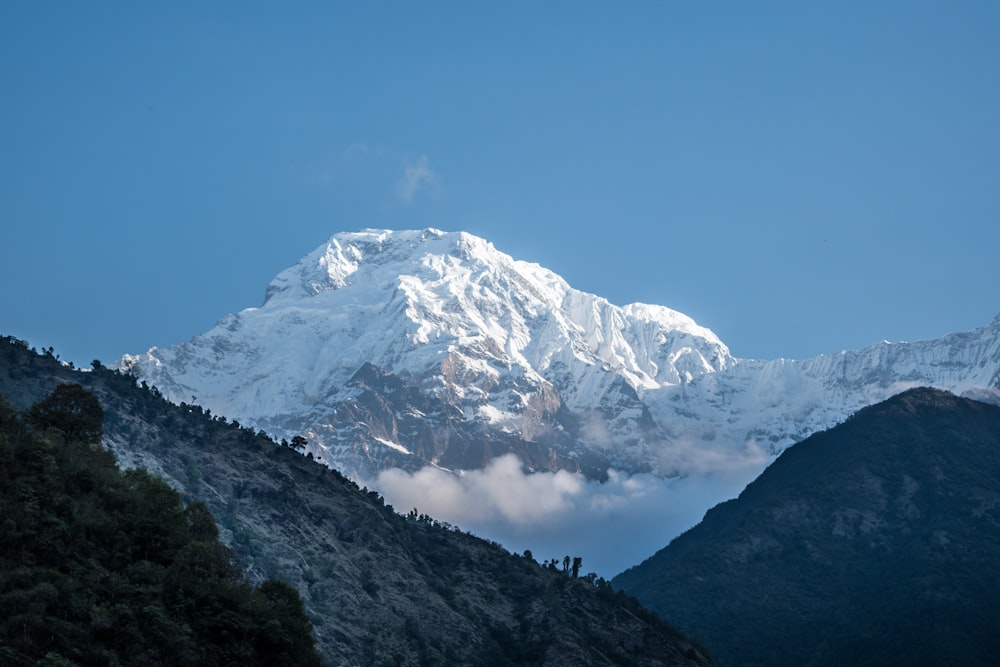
xmin=614 ymin=388 xmax=1000 ymax=666
xmin=0 ymin=385 xmax=321 ymax=667
xmin=0 ymin=337 xmax=709 ymax=667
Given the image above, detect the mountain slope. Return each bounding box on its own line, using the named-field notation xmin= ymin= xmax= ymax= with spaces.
xmin=120 ymin=229 xmax=1000 ymax=480
xmin=1 ymin=336 xmax=710 ymax=667
xmin=613 ymin=388 xmax=1000 ymax=666
xmin=0 ymin=386 xmax=322 ymax=667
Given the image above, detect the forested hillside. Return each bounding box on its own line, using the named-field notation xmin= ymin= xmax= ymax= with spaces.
xmin=614 ymin=388 xmax=1000 ymax=666
xmin=0 ymin=383 xmax=321 ymax=666
xmin=0 ymin=336 xmax=709 ymax=667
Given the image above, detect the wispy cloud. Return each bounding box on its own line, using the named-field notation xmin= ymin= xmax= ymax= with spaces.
xmin=395 ymin=155 xmax=437 ymax=204
xmin=310 ymin=142 xmax=389 ymax=187
xmin=308 ymin=144 xmax=442 ymax=209
xmin=342 ymin=141 xmax=385 ymax=158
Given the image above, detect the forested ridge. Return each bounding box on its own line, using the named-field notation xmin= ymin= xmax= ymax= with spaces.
xmin=615 ymin=388 xmax=1000 ymax=666
xmin=0 ymin=336 xmax=710 ymax=666
xmin=0 ymin=383 xmax=322 ymax=666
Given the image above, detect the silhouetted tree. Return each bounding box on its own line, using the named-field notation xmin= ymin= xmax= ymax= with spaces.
xmin=27 ymin=383 xmax=103 ymax=444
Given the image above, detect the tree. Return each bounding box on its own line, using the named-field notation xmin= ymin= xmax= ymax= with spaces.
xmin=254 ymin=580 xmax=322 ymax=666
xmin=0 ymin=396 xmax=324 ymax=666
xmin=27 ymin=383 xmax=104 ymax=444
xmin=571 ymin=557 xmax=583 ymax=579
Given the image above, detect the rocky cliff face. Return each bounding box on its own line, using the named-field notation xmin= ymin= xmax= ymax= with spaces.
xmin=120 ymin=229 xmax=1000 ymax=479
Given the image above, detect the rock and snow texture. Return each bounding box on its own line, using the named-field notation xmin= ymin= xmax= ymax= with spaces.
xmin=120 ymin=228 xmax=1000 ymax=479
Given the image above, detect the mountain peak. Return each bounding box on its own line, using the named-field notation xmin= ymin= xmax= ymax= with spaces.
xmin=261 ymin=228 xmax=559 ymax=309
xmin=853 ymin=386 xmax=994 ymax=422
xmin=264 ymin=228 xmax=449 ymax=303
xmin=121 ymin=229 xmax=1000 ymax=480
xmin=122 ymin=228 xmax=737 ymax=476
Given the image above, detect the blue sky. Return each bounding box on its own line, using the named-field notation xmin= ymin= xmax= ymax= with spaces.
xmin=3 ymin=2 xmax=999 ymax=368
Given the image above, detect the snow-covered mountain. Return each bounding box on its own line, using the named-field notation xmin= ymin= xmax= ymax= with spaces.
xmin=120 ymin=228 xmax=1000 ymax=479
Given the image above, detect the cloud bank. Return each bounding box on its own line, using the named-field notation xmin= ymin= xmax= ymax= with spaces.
xmin=371 ymin=452 xmax=769 ymax=577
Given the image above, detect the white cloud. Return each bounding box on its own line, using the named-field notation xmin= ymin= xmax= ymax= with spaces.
xmin=395 ymin=155 xmax=437 ymax=204
xmin=308 ymin=145 xmax=440 ymax=208
xmin=652 ymin=435 xmax=771 ymax=476
xmin=371 ymin=451 xmax=769 ymax=577
xmin=376 ymin=454 xmax=582 ymax=523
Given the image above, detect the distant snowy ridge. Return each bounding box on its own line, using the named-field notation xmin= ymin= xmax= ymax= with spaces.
xmin=120 ymin=229 xmax=1000 ymax=479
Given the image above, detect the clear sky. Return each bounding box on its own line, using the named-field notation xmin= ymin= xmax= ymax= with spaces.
xmin=3 ymin=2 xmax=999 ymax=368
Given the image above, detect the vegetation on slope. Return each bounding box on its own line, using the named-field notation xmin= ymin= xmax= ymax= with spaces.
xmin=614 ymin=388 xmax=1000 ymax=666
xmin=0 ymin=383 xmax=321 ymax=667
xmin=0 ymin=336 xmax=710 ymax=667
